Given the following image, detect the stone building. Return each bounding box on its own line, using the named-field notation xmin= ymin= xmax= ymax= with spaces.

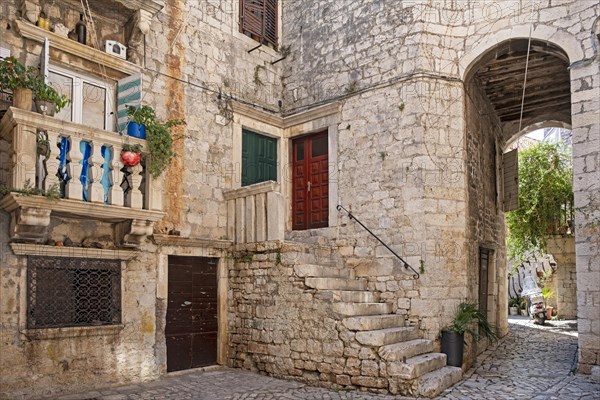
xmin=0 ymin=0 xmax=598 ymax=398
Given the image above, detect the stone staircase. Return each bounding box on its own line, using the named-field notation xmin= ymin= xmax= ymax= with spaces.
xmin=294 ymin=262 xmax=463 ymax=397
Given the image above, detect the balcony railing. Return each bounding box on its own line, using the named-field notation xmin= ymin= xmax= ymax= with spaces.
xmin=0 ymin=107 xmax=163 ymax=246
xmin=223 ymin=181 xmax=284 ymax=243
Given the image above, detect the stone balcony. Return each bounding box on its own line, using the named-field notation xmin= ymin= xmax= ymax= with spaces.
xmin=0 ymin=107 xmax=163 ymax=247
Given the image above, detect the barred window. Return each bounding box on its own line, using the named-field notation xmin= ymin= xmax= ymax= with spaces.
xmin=27 ymin=256 xmax=121 ymax=329
xmin=240 ymin=0 xmax=278 ymax=49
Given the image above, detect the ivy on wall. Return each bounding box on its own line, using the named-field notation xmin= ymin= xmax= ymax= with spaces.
xmin=506 ymin=141 xmax=573 ymax=266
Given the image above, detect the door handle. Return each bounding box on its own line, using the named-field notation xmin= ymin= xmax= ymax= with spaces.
xmin=307 ymin=181 xmax=311 ymax=192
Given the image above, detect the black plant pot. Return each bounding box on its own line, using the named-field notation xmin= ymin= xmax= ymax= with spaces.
xmin=441 ymin=331 xmax=464 ymax=367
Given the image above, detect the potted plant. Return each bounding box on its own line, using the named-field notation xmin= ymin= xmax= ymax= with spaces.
xmin=508 ymin=297 xmax=520 ymax=316
xmin=125 ymin=104 xmax=156 ymax=139
xmin=519 ymin=298 xmax=528 ymax=316
xmin=441 ymin=301 xmax=498 ymax=367
xmin=541 ymin=287 xmax=555 ymax=319
xmin=32 ymin=80 xmax=71 ymax=116
xmin=0 ymin=56 xmax=40 ymax=110
xmin=146 ymin=117 xmax=185 ymax=177
xmin=120 ymin=143 xmax=143 ymax=167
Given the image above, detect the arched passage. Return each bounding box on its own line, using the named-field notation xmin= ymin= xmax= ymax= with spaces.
xmin=462 ymin=38 xmax=573 ymax=355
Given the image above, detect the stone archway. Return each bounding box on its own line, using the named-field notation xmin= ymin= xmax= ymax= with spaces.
xmin=463 ymin=30 xmax=600 ymax=375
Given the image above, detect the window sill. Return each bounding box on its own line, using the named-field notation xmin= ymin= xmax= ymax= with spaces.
xmin=20 ymin=324 xmax=124 ymax=340
xmin=15 ymin=20 xmax=141 ymax=77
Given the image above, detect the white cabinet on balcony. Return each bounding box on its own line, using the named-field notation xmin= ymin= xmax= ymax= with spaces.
xmin=0 ymin=107 xmax=164 ymax=247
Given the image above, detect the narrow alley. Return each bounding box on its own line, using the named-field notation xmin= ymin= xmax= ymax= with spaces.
xmin=52 ymin=318 xmax=599 ymax=400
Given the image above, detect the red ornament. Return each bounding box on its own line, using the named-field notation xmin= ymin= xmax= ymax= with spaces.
xmin=121 ymin=151 xmax=141 ymax=166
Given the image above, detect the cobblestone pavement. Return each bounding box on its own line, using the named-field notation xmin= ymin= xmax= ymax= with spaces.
xmin=52 ymin=317 xmax=599 ymax=400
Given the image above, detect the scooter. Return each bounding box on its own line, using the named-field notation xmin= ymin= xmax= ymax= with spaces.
xmin=521 ymin=276 xmax=546 ymax=325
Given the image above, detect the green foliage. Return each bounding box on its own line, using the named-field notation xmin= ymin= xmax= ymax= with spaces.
xmin=126 ymin=105 xmax=185 ymax=177
xmin=126 ymin=105 xmax=156 ymax=126
xmin=508 ymin=297 xmax=521 ymax=307
xmin=541 ymin=287 xmax=555 ymax=301
xmin=146 ymin=117 xmax=185 ymax=178
xmin=0 ymin=56 xmax=40 ymax=91
xmin=32 ymin=80 xmax=71 ymax=112
xmin=121 ymin=143 xmax=143 ymax=154
xmin=444 ymin=301 xmax=498 ymax=344
xmin=506 ymin=141 xmax=573 ymax=265
xmin=0 ymin=179 xmax=60 ymax=201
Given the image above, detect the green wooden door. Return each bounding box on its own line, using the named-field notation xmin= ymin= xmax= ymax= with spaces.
xmin=242 ymin=129 xmax=277 ymax=186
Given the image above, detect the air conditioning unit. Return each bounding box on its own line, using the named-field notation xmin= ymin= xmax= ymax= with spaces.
xmin=105 ymin=40 xmax=127 ymax=60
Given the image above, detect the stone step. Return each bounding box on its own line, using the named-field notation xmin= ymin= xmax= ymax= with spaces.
xmin=378 ymin=339 xmax=435 ymax=362
xmin=355 ymin=326 xmax=419 ymax=346
xmin=304 ymin=277 xmax=366 ymax=291
xmin=332 ymin=302 xmax=393 ymax=317
xmin=416 ymin=366 xmax=463 ymax=398
xmin=294 ymin=264 xmax=355 ymax=279
xmin=316 ymin=290 xmax=380 ymax=303
xmin=343 ymin=314 xmax=406 ymax=331
xmin=387 ymin=353 xmax=447 ymax=380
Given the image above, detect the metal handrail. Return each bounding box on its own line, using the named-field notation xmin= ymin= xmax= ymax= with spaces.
xmin=337 ymin=205 xmax=420 ymax=280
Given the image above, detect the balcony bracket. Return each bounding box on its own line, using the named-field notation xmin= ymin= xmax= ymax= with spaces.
xmin=8 ymin=206 xmax=51 ymax=243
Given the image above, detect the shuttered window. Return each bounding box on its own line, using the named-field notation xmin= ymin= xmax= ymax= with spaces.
xmin=239 ymin=0 xmax=278 ymax=49
xmin=242 ymin=129 xmax=277 ymax=186
xmin=502 ymin=149 xmax=519 ymax=211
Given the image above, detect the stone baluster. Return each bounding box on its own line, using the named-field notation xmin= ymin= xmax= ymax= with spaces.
xmin=42 ymin=129 xmax=61 ymax=192
xmin=126 ymin=163 xmax=144 ymax=209
xmin=88 ymin=141 xmax=105 ymax=203
xmin=109 ymin=144 xmax=125 ymax=207
xmin=147 ymin=173 xmax=163 ymax=211
xmin=10 ymin=123 xmax=37 ymax=189
xmin=65 ymin=136 xmax=84 ymax=200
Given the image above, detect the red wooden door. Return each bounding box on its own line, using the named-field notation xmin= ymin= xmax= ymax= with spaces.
xmin=166 ymin=256 xmax=218 ymax=372
xmin=292 ymin=132 xmax=329 ymax=230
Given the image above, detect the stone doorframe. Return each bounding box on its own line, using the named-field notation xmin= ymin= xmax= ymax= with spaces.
xmin=460 ymin=23 xmax=600 ymax=374
xmin=231 ymin=102 xmax=342 ymax=233
xmin=153 ymin=236 xmax=231 ymax=373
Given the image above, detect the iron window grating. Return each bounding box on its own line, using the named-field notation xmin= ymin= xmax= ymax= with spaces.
xmin=27 ymin=256 xmax=121 ymax=329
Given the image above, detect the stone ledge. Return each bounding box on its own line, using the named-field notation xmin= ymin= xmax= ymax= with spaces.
xmin=20 ymin=324 xmax=124 ymax=340
xmin=0 ymin=193 xmax=164 ymax=223
xmin=153 ymin=235 xmax=232 ymax=249
xmin=10 ymin=243 xmax=137 ymax=260
xmin=15 ymin=20 xmax=142 ymax=76
xmin=223 ymin=181 xmax=280 ymax=201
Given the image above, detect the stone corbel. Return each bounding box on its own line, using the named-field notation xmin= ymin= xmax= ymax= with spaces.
xmin=8 ymin=207 xmax=51 ymax=243
xmin=18 ymin=0 xmax=41 ymax=24
xmin=116 ymin=219 xmax=155 ymax=247
xmin=126 ymin=9 xmax=153 ymax=65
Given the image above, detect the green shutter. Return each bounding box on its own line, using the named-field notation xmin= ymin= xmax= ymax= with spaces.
xmin=242 ymin=129 xmax=277 ymax=186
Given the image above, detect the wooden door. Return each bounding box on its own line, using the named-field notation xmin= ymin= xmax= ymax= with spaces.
xmin=292 ymin=131 xmax=329 ymax=230
xmin=479 ymin=248 xmax=490 ymax=317
xmin=166 ymin=256 xmax=218 ymax=372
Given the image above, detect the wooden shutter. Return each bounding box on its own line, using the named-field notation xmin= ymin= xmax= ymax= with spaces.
xmin=240 ymin=0 xmax=278 ymax=48
xmin=242 ymin=129 xmax=277 ymax=186
xmin=502 ymin=149 xmax=519 ymax=211
xmin=116 ymin=73 xmax=142 ymax=134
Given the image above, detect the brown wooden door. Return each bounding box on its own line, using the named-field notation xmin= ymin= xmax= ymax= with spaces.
xmin=166 ymin=256 xmax=218 ymax=372
xmin=479 ymin=248 xmax=490 ymax=316
xmin=292 ymin=131 xmax=329 ymax=230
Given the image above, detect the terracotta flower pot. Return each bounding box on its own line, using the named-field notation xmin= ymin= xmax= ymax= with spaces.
xmin=121 ymin=151 xmax=141 ymax=166
xmin=35 ymin=99 xmax=57 ymax=116
xmin=13 ymin=87 xmax=33 ymax=110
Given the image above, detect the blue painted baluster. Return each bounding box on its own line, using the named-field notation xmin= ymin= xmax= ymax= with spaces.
xmin=80 ymin=141 xmax=92 ymax=202
xmin=57 ymin=137 xmax=70 ymax=198
xmin=100 ymin=145 xmax=112 ymax=204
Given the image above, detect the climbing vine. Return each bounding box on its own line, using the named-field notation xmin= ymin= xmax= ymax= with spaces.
xmin=506 ymin=141 xmax=573 ymax=266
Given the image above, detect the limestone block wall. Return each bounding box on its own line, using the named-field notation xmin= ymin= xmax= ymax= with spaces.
xmin=547 ymin=236 xmax=577 ymax=320
xmin=0 ymin=214 xmax=160 ymax=399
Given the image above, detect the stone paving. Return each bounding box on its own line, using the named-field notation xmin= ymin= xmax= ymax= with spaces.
xmin=51 ymin=317 xmax=599 ymax=400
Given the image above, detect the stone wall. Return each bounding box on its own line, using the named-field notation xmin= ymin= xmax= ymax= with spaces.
xmin=547 ymin=236 xmax=577 ymax=320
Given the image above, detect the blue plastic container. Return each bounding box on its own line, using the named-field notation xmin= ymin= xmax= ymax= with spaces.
xmin=127 ymin=122 xmax=146 ymax=139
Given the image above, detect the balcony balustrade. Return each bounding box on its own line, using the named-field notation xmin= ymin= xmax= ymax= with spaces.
xmin=0 ymin=107 xmax=163 ymax=246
